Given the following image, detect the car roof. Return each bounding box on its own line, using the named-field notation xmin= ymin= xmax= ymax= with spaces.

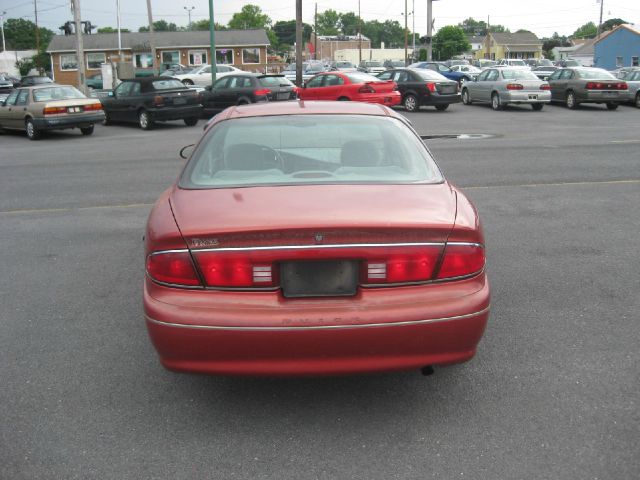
xmin=216 ymin=100 xmax=404 ymax=122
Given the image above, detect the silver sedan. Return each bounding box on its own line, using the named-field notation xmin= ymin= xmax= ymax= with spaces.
xmin=461 ymin=67 xmax=551 ymax=111
xmin=624 ymin=70 xmax=640 ymax=108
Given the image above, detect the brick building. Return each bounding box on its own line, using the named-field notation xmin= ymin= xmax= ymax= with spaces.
xmin=47 ymin=29 xmax=270 ymax=86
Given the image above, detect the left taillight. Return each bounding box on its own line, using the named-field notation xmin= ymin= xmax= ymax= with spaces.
xmin=146 ymin=251 xmax=201 ymax=287
xmin=436 ymin=244 xmax=485 ymax=280
xmin=506 ymin=83 xmax=524 ymax=90
xmin=43 ymin=106 xmax=67 ymax=115
xmin=193 ymin=252 xmax=276 ymax=288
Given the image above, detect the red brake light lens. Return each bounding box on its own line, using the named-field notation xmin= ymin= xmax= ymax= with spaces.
xmin=146 ymin=251 xmax=201 ymax=287
xmin=618 ymin=82 xmax=628 ymax=90
xmin=436 ymin=244 xmax=485 ymax=280
xmin=364 ymin=247 xmax=441 ymax=284
xmin=43 ymin=106 xmax=67 ymax=115
xmin=153 ymin=95 xmax=164 ymax=106
xmin=358 ymin=84 xmax=376 ymax=93
xmin=426 ymin=82 xmax=436 ymax=92
xmin=539 ymin=84 xmax=551 ymax=90
xmin=194 ymin=252 xmax=276 ymax=288
xmin=506 ymin=83 xmax=524 ymax=90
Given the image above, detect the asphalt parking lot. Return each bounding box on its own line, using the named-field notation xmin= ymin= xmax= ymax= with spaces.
xmin=1 ymin=101 xmax=639 ymax=479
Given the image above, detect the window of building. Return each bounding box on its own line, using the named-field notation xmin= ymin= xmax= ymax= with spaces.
xmin=161 ymin=51 xmax=180 ymax=70
xmin=60 ymin=54 xmax=78 ymax=71
xmin=134 ymin=53 xmax=154 ymax=68
xmin=216 ymin=49 xmax=233 ymax=64
xmin=632 ymin=56 xmax=639 ymax=67
xmin=188 ymin=50 xmax=207 ymax=66
xmin=242 ymin=48 xmax=260 ymax=64
xmin=86 ymin=52 xmax=106 ymax=70
xmin=616 ymin=56 xmax=624 ymax=67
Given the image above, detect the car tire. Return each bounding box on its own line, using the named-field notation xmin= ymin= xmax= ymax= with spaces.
xmin=182 ymin=79 xmax=194 ymax=86
xmin=435 ymin=104 xmax=449 ymax=111
xmin=635 ymin=92 xmax=640 ymax=108
xmin=25 ymin=119 xmax=41 ymax=140
xmin=565 ymin=91 xmax=579 ymax=109
xmin=491 ymin=92 xmax=503 ymax=111
xmin=461 ymin=88 xmax=471 ymax=105
xmin=184 ymin=117 xmax=198 ymax=126
xmin=403 ymin=94 xmax=418 ymax=112
xmin=338 ymin=97 xmax=350 ymax=101
xmin=531 ymin=103 xmax=544 ymax=111
xmin=80 ymin=125 xmax=94 ymax=135
xmin=138 ymin=110 xmax=154 ymax=130
xmin=605 ymin=102 xmax=618 ymax=110
xmin=102 ymin=113 xmax=111 ymax=126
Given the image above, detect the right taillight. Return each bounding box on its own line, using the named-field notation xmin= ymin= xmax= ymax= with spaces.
xmin=540 ymin=84 xmax=551 ymax=90
xmin=146 ymin=251 xmax=201 ymax=287
xmin=436 ymin=243 xmax=485 ymax=280
xmin=436 ymin=244 xmax=485 ymax=280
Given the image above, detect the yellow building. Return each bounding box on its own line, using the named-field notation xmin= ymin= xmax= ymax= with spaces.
xmin=475 ymin=32 xmax=543 ymax=61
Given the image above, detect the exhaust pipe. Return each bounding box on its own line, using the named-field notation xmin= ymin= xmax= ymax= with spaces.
xmin=420 ymin=365 xmax=434 ymax=376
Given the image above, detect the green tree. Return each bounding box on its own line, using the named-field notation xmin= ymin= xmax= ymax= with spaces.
xmin=228 ymin=4 xmax=271 ymax=30
xmin=572 ymin=22 xmax=597 ymax=39
xmin=457 ymin=17 xmax=509 ymax=36
xmin=432 ymin=25 xmax=471 ymax=61
xmin=316 ymin=9 xmax=340 ymax=35
xmin=138 ymin=20 xmax=178 ymax=32
xmin=97 ymin=26 xmax=130 ymax=33
xmin=273 ymin=20 xmax=312 ymax=45
xmin=4 ymin=18 xmax=54 ymax=50
xmin=339 ymin=12 xmax=362 ymax=36
xmin=191 ymin=20 xmax=228 ymax=31
xmin=361 ymin=19 xmax=405 ymax=48
xmin=601 ymin=18 xmax=627 ymax=31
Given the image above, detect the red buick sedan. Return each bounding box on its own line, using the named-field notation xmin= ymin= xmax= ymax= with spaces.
xmin=144 ymin=101 xmax=489 ymax=376
xmin=297 ymin=71 xmax=401 ymax=106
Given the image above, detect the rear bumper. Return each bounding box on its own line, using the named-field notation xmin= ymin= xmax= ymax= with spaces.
xmin=356 ymin=92 xmax=401 ymax=106
xmin=32 ymin=112 xmax=105 ymax=129
xmin=149 ymin=104 xmax=203 ymax=120
xmin=421 ymin=93 xmax=461 ymax=105
xmin=578 ymin=91 xmax=625 ymax=103
xmin=502 ymin=91 xmax=551 ymax=103
xmin=143 ymin=273 xmax=490 ymax=376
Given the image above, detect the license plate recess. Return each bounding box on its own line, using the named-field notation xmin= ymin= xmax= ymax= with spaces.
xmin=281 ymin=260 xmax=359 ymax=298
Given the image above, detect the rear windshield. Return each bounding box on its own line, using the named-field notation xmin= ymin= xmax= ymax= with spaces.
xmin=336 ymin=62 xmax=354 ymax=68
xmin=152 ymin=79 xmax=186 ymax=90
xmin=345 ymin=72 xmax=383 ymax=83
xmin=306 ymin=63 xmax=324 ymax=72
xmin=506 ymin=60 xmax=526 ymax=66
xmin=501 ymin=70 xmax=539 ymax=80
xmin=365 ymin=61 xmax=382 ymax=67
xmin=33 ymin=86 xmax=85 ymax=102
xmin=180 ymin=115 xmax=442 ymax=188
xmin=575 ymin=69 xmax=615 ymax=79
xmin=259 ymin=76 xmax=294 ymax=87
xmin=413 ymin=69 xmax=449 ymax=81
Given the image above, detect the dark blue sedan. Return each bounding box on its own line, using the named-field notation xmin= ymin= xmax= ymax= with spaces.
xmin=409 ymin=62 xmax=471 ymax=84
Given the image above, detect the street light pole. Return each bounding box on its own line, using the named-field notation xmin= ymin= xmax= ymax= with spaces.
xmin=412 ymin=0 xmax=415 ymax=61
xmin=116 ymin=0 xmax=122 ymax=58
xmin=295 ymin=0 xmax=302 ymax=86
xmin=0 ymin=11 xmax=6 ymax=52
xmin=71 ymin=0 xmax=86 ymax=93
xmin=208 ymin=0 xmax=216 ymax=84
xmin=184 ymin=6 xmax=195 ymax=30
xmin=427 ymin=0 xmax=433 ymax=61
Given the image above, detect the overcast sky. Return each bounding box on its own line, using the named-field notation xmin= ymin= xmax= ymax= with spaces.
xmin=2 ymin=0 xmax=638 ymax=39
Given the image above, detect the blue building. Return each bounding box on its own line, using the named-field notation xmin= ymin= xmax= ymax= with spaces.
xmin=594 ymin=24 xmax=640 ymax=70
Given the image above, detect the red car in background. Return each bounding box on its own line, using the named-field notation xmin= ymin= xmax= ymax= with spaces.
xmin=144 ymin=101 xmax=489 ymax=377
xmin=297 ymin=71 xmax=401 ymax=106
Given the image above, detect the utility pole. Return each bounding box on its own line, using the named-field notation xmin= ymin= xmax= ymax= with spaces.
xmin=145 ymin=0 xmax=158 ymax=73
xmin=412 ymin=0 xmax=415 ymax=62
xmin=1 ymin=11 xmax=6 ymax=53
xmin=487 ymin=15 xmax=490 ymax=60
xmin=116 ymin=0 xmax=122 ymax=59
xmin=426 ymin=0 xmax=433 ymax=61
xmin=358 ymin=0 xmax=362 ymax=64
xmin=71 ymin=0 xmax=86 ymax=93
xmin=596 ymin=0 xmax=604 ymax=39
xmin=184 ymin=6 xmax=195 ymax=30
xmin=295 ymin=0 xmax=302 ymax=86
xmin=314 ymin=3 xmax=318 ymax=60
xmin=208 ymin=0 xmax=216 ymax=84
xmin=404 ymin=0 xmax=408 ymax=65
xmin=34 ymin=0 xmax=41 ymax=72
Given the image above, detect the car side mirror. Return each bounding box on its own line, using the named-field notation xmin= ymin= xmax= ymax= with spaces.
xmin=179 ymin=144 xmax=195 ymax=159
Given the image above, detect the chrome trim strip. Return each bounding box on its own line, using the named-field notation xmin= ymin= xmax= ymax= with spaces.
xmin=149 ymin=242 xmax=483 ymax=256
xmin=191 ymin=242 xmax=446 ymax=253
xmin=145 ymin=306 xmax=490 ymax=331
